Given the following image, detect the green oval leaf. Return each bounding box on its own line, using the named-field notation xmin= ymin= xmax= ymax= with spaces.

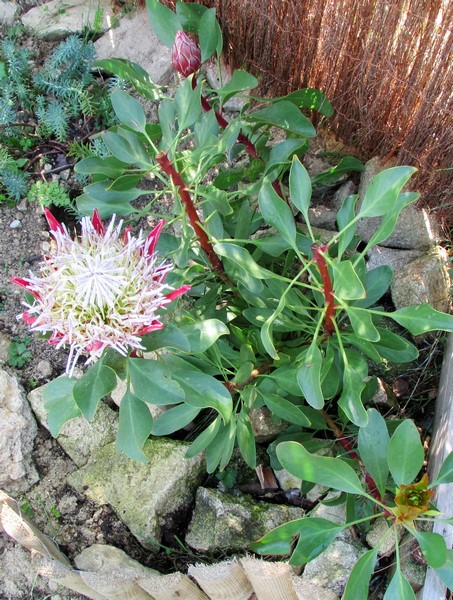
xmin=73 ymin=363 xmax=117 ymax=421
xmin=358 ymin=408 xmax=390 ymax=498
xmin=116 ymin=390 xmax=153 ymax=462
xmin=128 ymin=358 xmax=185 ymax=405
xmin=384 ymin=568 xmax=416 ymax=600
xmin=236 ymin=410 xmax=256 ymax=469
xmin=342 ymin=546 xmax=379 ymax=600
xmin=296 ymin=343 xmax=324 ymax=409
xmin=262 ymin=394 xmax=311 ymax=427
xmin=151 ymin=403 xmax=200 ymax=436
xmin=430 ymin=451 xmax=453 ymax=487
xmin=409 ymin=529 xmax=447 ymax=569
xmin=289 ymin=155 xmax=312 ymax=219
xmin=276 ymin=441 xmax=366 ymax=495
xmin=358 ymin=166 xmax=417 ymax=218
xmin=146 ymin=0 xmax=181 ymax=47
xmin=258 ymin=179 xmax=296 ymax=247
xmin=247 ymin=101 xmax=316 ymax=137
xmin=43 ymin=375 xmax=80 ymax=437
xmin=332 ymin=260 xmax=366 ymax=300
xmin=110 ymin=89 xmax=147 ymax=133
xmin=217 ymin=70 xmax=258 ymax=103
xmin=387 ymin=304 xmax=453 ymax=335
xmin=387 ymin=420 xmax=424 ymax=485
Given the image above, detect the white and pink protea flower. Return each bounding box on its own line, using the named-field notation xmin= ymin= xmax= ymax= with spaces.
xmin=12 ymin=209 xmax=190 ymax=376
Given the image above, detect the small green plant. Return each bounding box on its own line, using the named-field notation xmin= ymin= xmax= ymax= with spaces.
xmin=28 ymin=180 xmax=74 ymax=213
xmin=251 ymin=412 xmax=453 ymax=597
xmin=8 ymin=335 xmax=32 ymax=367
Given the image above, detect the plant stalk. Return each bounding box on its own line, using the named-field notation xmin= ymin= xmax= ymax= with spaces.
xmin=312 ymin=244 xmax=335 ymax=335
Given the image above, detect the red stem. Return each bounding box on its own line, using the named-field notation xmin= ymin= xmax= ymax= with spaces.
xmin=156 ymin=152 xmax=224 ymax=274
xmin=312 ymin=244 xmax=335 ymax=335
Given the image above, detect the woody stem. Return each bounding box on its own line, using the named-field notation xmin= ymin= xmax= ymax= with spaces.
xmin=311 ymin=244 xmax=335 ymax=335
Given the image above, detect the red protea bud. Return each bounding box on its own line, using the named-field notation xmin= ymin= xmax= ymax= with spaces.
xmin=171 ymin=31 xmax=201 ymax=77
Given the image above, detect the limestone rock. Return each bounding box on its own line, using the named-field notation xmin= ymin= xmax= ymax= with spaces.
xmin=21 ymin=0 xmax=113 ymax=40
xmin=367 ymin=246 xmax=421 ymax=272
xmin=274 ymin=468 xmax=302 ymax=492
xmin=28 ymin=384 xmax=118 ymax=467
xmin=292 ymin=577 xmax=339 ymax=600
xmin=68 ymin=439 xmax=205 ymax=550
xmin=301 ymin=538 xmax=366 ymax=597
xmin=366 ymin=516 xmax=400 ymax=557
xmin=95 ymin=9 xmax=173 ymax=85
xmin=0 ymin=368 xmax=39 ymax=493
xmin=356 ymin=157 xmax=439 ymax=249
xmin=0 ymin=332 xmax=10 ymax=365
xmin=390 ymin=248 xmax=451 ymax=313
xmin=249 ymin=406 xmax=288 ymax=442
xmin=186 ymin=487 xmax=304 ymax=552
xmin=0 ymin=1 xmax=18 ymax=26
xmin=307 ymin=205 xmax=338 ymax=230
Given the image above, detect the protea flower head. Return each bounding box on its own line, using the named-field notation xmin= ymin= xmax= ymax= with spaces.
xmin=12 ymin=210 xmax=190 ymax=376
xmin=171 ymin=30 xmax=201 ymax=77
xmin=393 ymin=473 xmax=434 ymax=522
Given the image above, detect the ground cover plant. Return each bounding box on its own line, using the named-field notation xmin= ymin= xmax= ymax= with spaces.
xmin=11 ymin=1 xmax=453 ymax=597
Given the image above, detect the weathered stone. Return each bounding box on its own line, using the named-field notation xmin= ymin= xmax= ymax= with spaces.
xmin=367 ymin=246 xmax=421 ymax=272
xmin=307 ymin=205 xmax=338 ymax=230
xmin=95 ymin=9 xmax=173 ymax=85
xmin=310 ymin=499 xmax=353 ymax=542
xmin=186 ymin=487 xmax=304 ymax=553
xmin=0 ymin=332 xmax=10 ymax=365
xmin=301 ymin=538 xmax=366 ymax=596
xmin=0 ymin=369 xmax=39 ymax=493
xmin=333 ymin=180 xmax=357 ymax=211
xmin=28 ymin=384 xmax=118 ymax=467
xmin=356 ymin=157 xmax=439 ymax=249
xmin=68 ymin=439 xmax=205 ymax=550
xmin=0 ymin=1 xmax=18 ymax=25
xmin=390 ymin=248 xmax=451 ymax=313
xmin=21 ymin=0 xmax=113 ymax=40
xmin=274 ymin=468 xmax=302 ymax=491
xmin=292 ymin=577 xmax=339 ymax=600
xmin=249 ymin=407 xmax=288 ymax=442
xmin=394 ymin=533 xmax=427 ymax=592
xmin=366 ymin=516 xmax=400 ymax=557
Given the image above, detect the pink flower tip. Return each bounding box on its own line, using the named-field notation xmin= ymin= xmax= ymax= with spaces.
xmin=44 ymin=208 xmax=64 ymax=233
xmin=91 ymin=209 xmax=105 ymax=235
xmin=166 ymin=284 xmax=191 ymax=302
xmin=171 ymin=31 xmax=201 ymax=78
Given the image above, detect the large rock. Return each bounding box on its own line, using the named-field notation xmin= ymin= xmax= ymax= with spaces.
xmin=0 ymin=1 xmax=18 ymax=26
xmin=68 ymin=439 xmax=205 ymax=550
xmin=0 ymin=368 xmax=39 ymax=494
xmin=185 ymin=487 xmax=304 ymax=552
xmin=94 ymin=9 xmax=173 ymax=85
xmin=301 ymin=538 xmax=366 ymax=597
xmin=21 ymin=0 xmax=113 ymax=40
xmin=356 ymin=157 xmax=439 ymax=249
xmin=28 ymin=383 xmax=118 ymax=467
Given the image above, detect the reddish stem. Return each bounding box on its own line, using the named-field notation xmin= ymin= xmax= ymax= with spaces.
xmin=156 ymin=152 xmax=224 ymax=274
xmin=312 ymin=243 xmax=335 ymax=335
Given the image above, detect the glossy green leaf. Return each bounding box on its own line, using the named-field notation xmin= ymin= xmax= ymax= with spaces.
xmin=384 ymin=568 xmax=416 ymax=600
xmin=175 ymin=0 xmax=207 ymax=32
xmin=185 ymin=416 xmax=221 ymax=459
xmin=289 ymin=156 xmax=311 ymax=221
xmin=409 ymin=529 xmax=447 ymax=568
xmin=358 ymin=408 xmax=390 ymax=497
xmin=175 ymin=76 xmax=202 ymax=131
xmin=251 ymin=518 xmax=308 ymax=555
xmin=430 ymin=451 xmax=453 ymax=487
xmin=289 ymin=518 xmax=344 ymax=565
xmin=199 ymin=8 xmax=222 ymax=61
xmin=373 ymin=328 xmax=419 ymax=363
xmin=386 ymin=304 xmax=453 ymax=335
xmin=217 ymin=70 xmax=258 ymax=103
xmin=262 ymin=394 xmax=311 ymax=427
xmin=110 ymin=89 xmax=147 ymax=133
xmin=236 ymin=410 xmax=256 ymax=468
xmin=337 ymin=194 xmax=358 ymax=258
xmin=146 ymin=0 xmax=181 ymax=46
xmin=141 ymin=323 xmax=190 ymax=352
xmin=358 ymin=166 xmax=417 ymax=218
xmin=76 ymin=191 xmax=139 ymax=219
xmin=296 ymin=343 xmax=324 ymax=409
xmin=311 ymin=156 xmax=364 ymax=186
xmin=84 ymin=180 xmax=148 ymax=204
xmin=116 ymin=390 xmax=153 ymax=462
xmin=180 ymin=318 xmax=229 ymax=353
xmin=151 ymin=403 xmax=200 ymax=435
xmin=277 ymin=441 xmax=366 ymax=495
xmin=265 ymin=139 xmax=309 ymax=177
xmin=258 ymin=180 xmax=297 ymax=247
xmin=342 ymin=546 xmax=379 ymax=600
xmin=205 ymin=418 xmax=236 ymax=472
xmin=103 ymin=130 xmax=152 ymax=167
xmin=107 ymin=174 xmax=143 ymax=191
xmin=338 ymin=360 xmax=368 ymax=427
xmin=73 ymin=363 xmax=117 ymax=421
xmin=281 ymin=87 xmax=334 ymax=116
xmin=214 ymin=243 xmax=270 ymax=279
xmin=352 ymin=265 xmax=393 ymax=308
xmin=366 ymin=192 xmax=419 ymax=249
xmin=332 ymin=260 xmax=366 ymax=300
xmin=434 ymin=549 xmax=453 ymax=589
xmin=345 ymin=306 xmax=380 ymax=342
xmin=43 ymin=376 xmax=80 ymax=437
xmin=95 ymin=58 xmax=161 ymax=100
xmin=158 ymin=99 xmax=177 ymax=147
xmin=128 ymin=358 xmax=185 ymax=405
xmin=343 ymin=333 xmax=384 ymax=364
xmin=248 ymin=101 xmax=316 ymax=137
xmin=75 ymin=156 xmax=129 ymax=177
xmin=387 ymin=420 xmax=424 ymax=485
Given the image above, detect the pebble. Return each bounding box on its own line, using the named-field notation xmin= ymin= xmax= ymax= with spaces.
xmin=16 ymin=199 xmax=28 ymax=211
xmin=9 ymin=220 xmax=22 ymax=229
xmin=36 ymin=360 xmax=53 ymax=379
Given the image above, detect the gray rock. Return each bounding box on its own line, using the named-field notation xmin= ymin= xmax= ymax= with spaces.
xmin=274 ymin=468 xmax=302 ymax=491
xmin=9 ymin=219 xmax=21 ymax=229
xmin=28 ymin=384 xmax=118 ymax=467
xmin=0 ymin=1 xmax=19 ymax=25
xmin=333 ymin=180 xmax=357 ymax=211
xmin=186 ymin=487 xmax=304 ymax=552
xmin=21 ymin=0 xmax=113 ymax=40
xmin=366 ymin=516 xmax=400 ymax=557
xmin=249 ymin=406 xmax=288 ymax=442
xmin=390 ymin=247 xmax=451 ymax=313
xmin=95 ymin=10 xmax=173 ymax=85
xmin=0 ymin=369 xmax=39 ymax=493
xmin=0 ymin=332 xmax=10 ymax=365
xmin=301 ymin=538 xmax=366 ymax=596
xmin=357 ymin=157 xmax=439 ymax=249
xmin=68 ymin=439 xmax=205 ymax=550
xmin=307 ymin=205 xmax=338 ymax=230
xmin=310 ymin=499 xmax=353 ymax=542
xmin=367 ymin=246 xmax=421 ymax=272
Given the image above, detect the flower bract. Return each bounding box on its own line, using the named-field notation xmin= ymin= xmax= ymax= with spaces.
xmin=171 ymin=31 xmax=201 ymax=78
xmin=12 ymin=210 xmax=190 ymax=375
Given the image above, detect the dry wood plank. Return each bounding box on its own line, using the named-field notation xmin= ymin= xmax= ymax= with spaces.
xmin=422 ymin=332 xmax=453 ymax=600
